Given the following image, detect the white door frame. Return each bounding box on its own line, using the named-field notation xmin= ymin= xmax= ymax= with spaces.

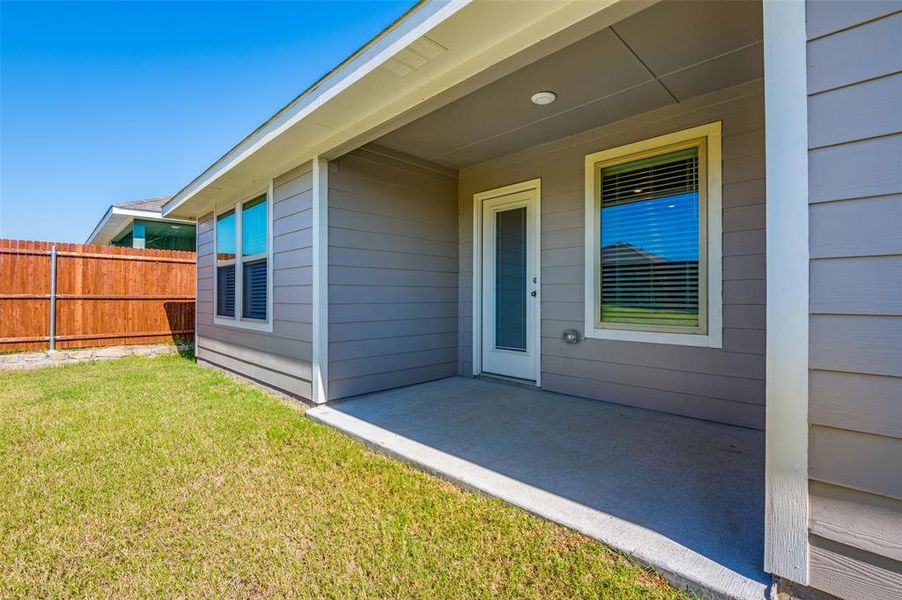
xmin=471 ymin=178 xmax=541 ymax=385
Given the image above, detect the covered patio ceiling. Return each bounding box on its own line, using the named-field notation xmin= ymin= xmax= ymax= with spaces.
xmin=309 ymin=376 xmax=769 ymax=600
xmin=375 ymin=0 xmax=763 ymax=168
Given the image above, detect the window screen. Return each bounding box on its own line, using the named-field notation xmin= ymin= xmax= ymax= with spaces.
xmin=242 ymin=259 xmax=267 ymax=320
xmin=242 ymin=196 xmax=267 ymax=256
xmin=216 ymin=210 xmax=236 ymax=318
xmin=240 ymin=196 xmax=267 ymax=320
xmin=216 ymin=211 xmax=236 ymax=260
xmin=217 ymin=265 xmax=236 ymax=317
xmin=599 ymin=146 xmax=701 ymax=328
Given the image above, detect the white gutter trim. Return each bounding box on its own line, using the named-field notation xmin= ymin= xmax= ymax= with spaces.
xmin=163 ymin=0 xmax=469 ymax=218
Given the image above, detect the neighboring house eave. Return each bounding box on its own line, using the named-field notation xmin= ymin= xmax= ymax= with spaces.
xmin=86 ymin=205 xmax=116 ymax=245
xmin=163 ymin=0 xmax=648 ymax=220
xmin=86 ymin=206 xmax=194 ymax=245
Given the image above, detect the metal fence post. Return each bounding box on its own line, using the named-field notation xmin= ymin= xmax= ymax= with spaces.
xmin=49 ymin=244 xmax=57 ymax=352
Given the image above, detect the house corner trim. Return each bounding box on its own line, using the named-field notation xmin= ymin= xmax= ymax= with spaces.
xmin=312 ymin=157 xmax=329 ymax=404
xmin=763 ymin=0 xmax=810 ymax=585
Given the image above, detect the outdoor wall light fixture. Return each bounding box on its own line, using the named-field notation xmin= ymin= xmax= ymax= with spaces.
xmin=530 ymin=91 xmax=557 ymax=105
xmin=562 ymin=329 xmax=581 ymax=344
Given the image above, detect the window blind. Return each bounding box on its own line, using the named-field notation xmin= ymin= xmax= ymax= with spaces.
xmin=599 ymin=146 xmax=701 ymax=328
xmin=242 ymin=259 xmax=267 ymax=320
xmin=216 ymin=265 xmax=236 ymax=317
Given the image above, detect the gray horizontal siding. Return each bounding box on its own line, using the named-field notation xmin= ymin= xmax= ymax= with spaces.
xmin=810 ymin=481 xmax=902 ymax=562
xmin=810 ymin=195 xmax=902 ymax=259
xmin=809 ymin=534 xmax=902 ymax=600
xmin=327 ymin=146 xmax=459 ymax=400
xmin=459 ymin=80 xmax=766 ymax=429
xmin=810 ymin=371 xmax=902 ymax=440
xmin=195 ymin=162 xmax=314 ymax=400
xmin=808 ymin=134 xmax=902 ymax=203
xmin=806 ymin=5 xmax=902 ymax=598
xmin=809 ymin=426 xmax=902 ymax=500
xmin=806 ymin=9 xmax=902 ymax=94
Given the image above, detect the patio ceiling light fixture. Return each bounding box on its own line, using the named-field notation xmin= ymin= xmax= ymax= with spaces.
xmin=530 ymin=91 xmax=556 ymax=106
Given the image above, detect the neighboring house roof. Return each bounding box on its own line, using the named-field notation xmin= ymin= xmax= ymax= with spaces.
xmin=163 ymin=0 xmax=650 ymax=219
xmin=86 ymin=195 xmax=194 ymax=245
xmin=113 ymin=196 xmax=173 ymax=211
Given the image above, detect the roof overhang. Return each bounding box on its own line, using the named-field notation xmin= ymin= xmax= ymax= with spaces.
xmin=163 ymin=0 xmax=651 ymax=219
xmin=86 ymin=206 xmax=195 ymax=245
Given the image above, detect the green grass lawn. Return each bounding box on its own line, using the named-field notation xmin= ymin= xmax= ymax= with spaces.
xmin=0 ymin=355 xmax=688 ymax=599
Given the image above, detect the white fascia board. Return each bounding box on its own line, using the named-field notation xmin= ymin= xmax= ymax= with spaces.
xmin=86 ymin=206 xmax=115 ymax=244
xmin=163 ymin=0 xmax=469 ymax=218
xmin=163 ymin=0 xmax=637 ymax=219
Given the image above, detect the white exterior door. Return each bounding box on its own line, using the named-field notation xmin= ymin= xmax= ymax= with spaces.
xmin=478 ymin=182 xmax=540 ymax=381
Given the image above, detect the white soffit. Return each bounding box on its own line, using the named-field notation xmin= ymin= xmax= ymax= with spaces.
xmin=164 ymin=0 xmax=648 ymax=219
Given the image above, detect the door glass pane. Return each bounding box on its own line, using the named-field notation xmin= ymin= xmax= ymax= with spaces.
xmin=495 ymin=207 xmax=527 ymax=351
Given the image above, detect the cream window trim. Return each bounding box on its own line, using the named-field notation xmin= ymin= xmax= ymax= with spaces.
xmin=583 ymin=122 xmax=722 ymax=348
xmin=212 ymin=183 xmax=274 ymax=333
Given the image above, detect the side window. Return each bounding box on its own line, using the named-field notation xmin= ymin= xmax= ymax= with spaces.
xmin=213 ymin=191 xmax=271 ymax=329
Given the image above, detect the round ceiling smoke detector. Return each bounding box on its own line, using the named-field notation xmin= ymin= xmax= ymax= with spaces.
xmin=530 ymin=91 xmax=557 ymax=106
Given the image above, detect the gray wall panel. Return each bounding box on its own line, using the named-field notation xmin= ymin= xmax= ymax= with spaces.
xmin=327 ymin=147 xmax=459 ymax=400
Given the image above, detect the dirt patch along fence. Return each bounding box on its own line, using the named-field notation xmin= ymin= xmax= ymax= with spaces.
xmin=0 ymin=239 xmax=195 ymax=352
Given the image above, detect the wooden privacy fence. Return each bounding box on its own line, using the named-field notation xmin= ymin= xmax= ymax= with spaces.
xmin=0 ymin=239 xmax=195 ymax=352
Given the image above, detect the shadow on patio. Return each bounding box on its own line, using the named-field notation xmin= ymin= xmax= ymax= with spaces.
xmin=308 ymin=376 xmax=768 ymax=600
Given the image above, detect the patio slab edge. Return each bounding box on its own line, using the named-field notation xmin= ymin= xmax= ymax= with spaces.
xmin=307 ymin=404 xmax=771 ymax=600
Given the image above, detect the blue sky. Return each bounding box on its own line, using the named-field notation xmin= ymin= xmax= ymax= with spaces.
xmin=0 ymin=0 xmax=416 ymax=243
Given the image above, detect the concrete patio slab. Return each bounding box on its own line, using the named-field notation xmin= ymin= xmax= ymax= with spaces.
xmin=308 ymin=376 xmax=769 ymax=600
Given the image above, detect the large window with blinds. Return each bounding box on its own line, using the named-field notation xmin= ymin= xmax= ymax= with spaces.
xmin=584 ymin=123 xmax=722 ymax=347
xmin=213 ymin=190 xmax=272 ymax=331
